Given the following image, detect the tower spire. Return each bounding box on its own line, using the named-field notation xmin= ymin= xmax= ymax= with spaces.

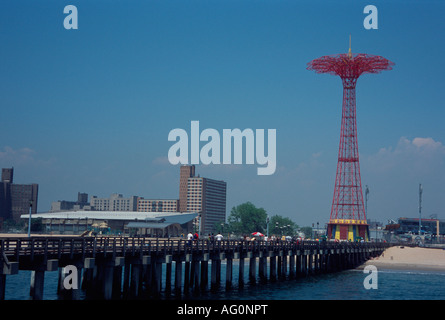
xmin=348 ymin=34 xmax=352 ymax=58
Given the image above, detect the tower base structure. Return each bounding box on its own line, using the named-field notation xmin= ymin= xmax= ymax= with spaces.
xmin=327 ymin=219 xmax=369 ymax=241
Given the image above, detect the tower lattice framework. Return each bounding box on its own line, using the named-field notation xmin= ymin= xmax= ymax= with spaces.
xmin=307 ymin=48 xmax=394 ymax=241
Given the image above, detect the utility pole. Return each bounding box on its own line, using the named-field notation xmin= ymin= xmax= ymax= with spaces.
xmin=365 ymin=185 xmax=369 ymax=216
xmin=27 ymin=201 xmax=33 ymax=237
xmin=418 ymin=184 xmax=423 ymax=236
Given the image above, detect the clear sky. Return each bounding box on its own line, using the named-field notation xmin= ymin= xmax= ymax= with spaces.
xmin=1 ymin=0 xmax=444 ymax=227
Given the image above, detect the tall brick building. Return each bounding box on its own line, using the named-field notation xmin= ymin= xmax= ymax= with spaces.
xmin=0 ymin=168 xmax=38 ymax=223
xmin=179 ymin=165 xmax=226 ymax=235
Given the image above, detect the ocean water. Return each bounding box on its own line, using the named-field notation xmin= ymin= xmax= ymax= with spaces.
xmin=4 ymin=263 xmax=445 ymax=300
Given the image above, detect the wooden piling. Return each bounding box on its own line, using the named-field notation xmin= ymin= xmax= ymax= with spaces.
xmin=238 ymin=256 xmax=245 ymax=288
xmin=30 ymin=269 xmax=45 ymax=300
xmin=249 ymin=257 xmax=256 ymax=284
xmin=225 ymin=258 xmax=233 ymax=290
xmin=270 ymin=254 xmax=277 ymax=281
xmin=174 ymin=260 xmax=182 ymax=296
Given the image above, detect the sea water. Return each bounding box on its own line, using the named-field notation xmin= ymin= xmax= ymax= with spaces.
xmin=4 ymin=263 xmax=445 ymax=300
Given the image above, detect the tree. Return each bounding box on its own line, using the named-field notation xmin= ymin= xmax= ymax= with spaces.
xmin=30 ymin=217 xmax=43 ymax=232
xmin=1 ymin=218 xmax=25 ymax=232
xmin=227 ymin=202 xmax=267 ymax=235
xmin=269 ymin=215 xmax=298 ymax=237
xmin=300 ymin=226 xmax=313 ymax=239
xmin=213 ymin=220 xmax=229 ymax=234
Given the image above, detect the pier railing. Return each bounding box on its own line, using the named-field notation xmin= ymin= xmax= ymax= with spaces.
xmin=0 ymin=236 xmax=388 ymax=260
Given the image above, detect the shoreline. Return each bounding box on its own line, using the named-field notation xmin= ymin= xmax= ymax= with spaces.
xmin=358 ymin=261 xmax=445 ymax=273
xmin=359 ymin=246 xmax=445 ymax=273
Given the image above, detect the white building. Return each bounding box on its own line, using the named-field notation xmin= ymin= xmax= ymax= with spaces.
xmin=90 ymin=194 xmax=138 ymax=211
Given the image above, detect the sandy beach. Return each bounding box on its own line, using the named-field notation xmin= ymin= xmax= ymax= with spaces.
xmin=361 ymin=246 xmax=445 ymax=272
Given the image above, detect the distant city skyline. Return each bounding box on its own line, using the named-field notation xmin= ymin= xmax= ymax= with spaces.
xmin=1 ymin=1 xmax=444 ymax=227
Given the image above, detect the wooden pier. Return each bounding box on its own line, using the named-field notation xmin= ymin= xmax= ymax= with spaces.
xmin=0 ymin=237 xmax=388 ymax=300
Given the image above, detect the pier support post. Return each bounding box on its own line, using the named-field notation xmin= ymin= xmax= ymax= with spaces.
xmin=225 ymin=258 xmax=233 ymax=290
xmin=165 ymin=261 xmax=172 ymax=295
xmin=302 ymin=254 xmax=309 ymax=277
xmin=123 ymin=260 xmax=131 ymax=297
xmin=308 ymin=252 xmax=314 ymax=275
xmin=295 ymin=252 xmax=301 ymax=277
xmin=82 ymin=260 xmax=96 ymax=298
xmin=174 ymin=260 xmax=182 ymax=296
xmin=210 ymin=257 xmax=221 ymax=291
xmin=30 ymin=268 xmax=45 ymax=300
xmin=270 ymin=254 xmax=277 ymax=281
xmin=0 ymin=260 xmax=18 ymax=300
xmin=289 ymin=253 xmax=295 ymax=278
xmin=191 ymin=258 xmax=200 ymax=293
xmin=129 ymin=262 xmax=142 ymax=298
xmin=113 ymin=266 xmax=123 ymax=299
xmin=190 ymin=258 xmax=196 ymax=291
xmin=326 ymin=252 xmax=332 ymax=273
xmin=277 ymin=253 xmax=282 ymax=279
xmin=0 ymin=275 xmax=5 ymax=300
xmin=58 ymin=262 xmax=82 ymax=300
xmin=314 ymin=251 xmax=319 ymax=274
xmin=152 ymin=261 xmax=162 ymax=297
xmin=238 ymin=256 xmax=245 ymax=288
xmin=103 ymin=263 xmax=115 ymax=300
xmin=282 ymin=253 xmax=288 ymax=278
xmin=184 ymin=258 xmax=191 ymax=293
xmin=201 ymin=257 xmax=209 ymax=291
xmin=249 ymin=257 xmax=256 ymax=284
xmin=258 ymin=255 xmax=267 ymax=283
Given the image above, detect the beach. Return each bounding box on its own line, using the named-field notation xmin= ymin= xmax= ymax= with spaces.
xmin=361 ymin=246 xmax=445 ymax=272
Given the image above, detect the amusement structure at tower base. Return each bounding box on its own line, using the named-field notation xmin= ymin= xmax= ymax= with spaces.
xmin=307 ymin=42 xmax=394 ymax=241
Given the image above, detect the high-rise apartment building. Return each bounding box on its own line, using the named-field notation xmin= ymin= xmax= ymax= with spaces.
xmin=0 ymin=168 xmax=38 ymax=222
xmin=1 ymin=168 xmax=13 ymax=183
xmin=179 ymin=165 xmax=227 ymax=234
xmin=179 ymin=165 xmax=195 ymax=212
xmin=137 ymin=199 xmax=179 ymax=212
xmin=11 ymin=183 xmax=39 ymax=221
xmin=0 ymin=177 xmax=12 ymax=222
xmin=90 ymin=194 xmax=138 ymax=211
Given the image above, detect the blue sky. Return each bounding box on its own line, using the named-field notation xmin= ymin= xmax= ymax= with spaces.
xmin=1 ymin=0 xmax=444 ymax=227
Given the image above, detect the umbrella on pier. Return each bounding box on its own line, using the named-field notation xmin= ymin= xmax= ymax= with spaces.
xmin=251 ymin=232 xmax=264 ymax=237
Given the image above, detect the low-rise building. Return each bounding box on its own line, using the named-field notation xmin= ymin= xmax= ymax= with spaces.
xmin=21 ymin=211 xmax=197 ymax=237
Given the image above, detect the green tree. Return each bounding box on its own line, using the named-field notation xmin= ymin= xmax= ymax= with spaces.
xmin=227 ymin=202 xmax=267 ymax=235
xmin=300 ymin=226 xmax=313 ymax=239
xmin=269 ymin=215 xmax=298 ymax=237
xmin=213 ymin=221 xmax=229 ymax=234
xmin=30 ymin=217 xmax=43 ymax=232
xmin=1 ymin=218 xmax=24 ymax=232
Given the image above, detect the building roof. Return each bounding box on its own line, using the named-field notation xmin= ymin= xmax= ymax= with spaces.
xmin=126 ymin=222 xmax=179 ymax=229
xmin=20 ymin=210 xmax=198 ymax=222
xmin=399 ymin=217 xmax=443 ymax=222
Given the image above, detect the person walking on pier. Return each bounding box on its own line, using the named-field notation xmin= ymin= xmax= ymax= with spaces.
xmin=187 ymin=232 xmax=193 ymax=246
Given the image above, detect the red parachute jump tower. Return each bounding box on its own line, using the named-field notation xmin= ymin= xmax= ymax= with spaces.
xmin=307 ymin=39 xmax=394 ymax=241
